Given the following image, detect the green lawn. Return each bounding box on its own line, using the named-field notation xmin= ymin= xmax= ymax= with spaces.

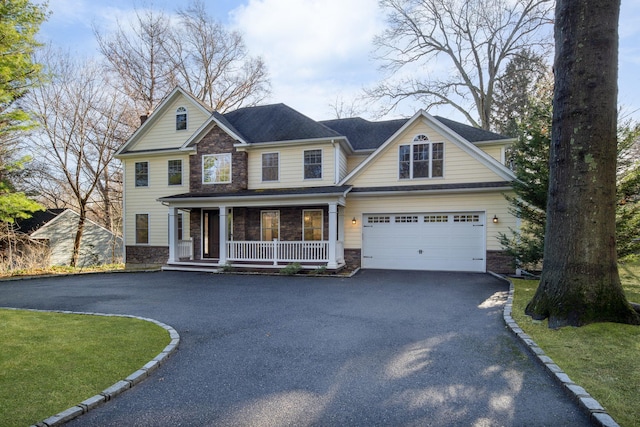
xmin=511 ymin=263 xmax=640 ymax=427
xmin=0 ymin=309 xmax=170 ymax=427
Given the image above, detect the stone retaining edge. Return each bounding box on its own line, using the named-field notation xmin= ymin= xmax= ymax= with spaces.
xmin=0 ymin=307 xmax=179 ymax=427
xmin=490 ymin=275 xmax=619 ymax=427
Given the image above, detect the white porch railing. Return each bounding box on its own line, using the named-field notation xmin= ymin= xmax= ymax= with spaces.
xmin=227 ymin=240 xmax=344 ymax=265
xmin=178 ymin=238 xmax=193 ymax=260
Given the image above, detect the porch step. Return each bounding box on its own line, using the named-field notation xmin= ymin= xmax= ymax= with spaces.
xmin=162 ymin=264 xmax=219 ymax=273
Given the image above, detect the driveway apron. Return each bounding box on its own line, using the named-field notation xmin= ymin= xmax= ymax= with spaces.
xmin=0 ymin=270 xmax=590 ymax=426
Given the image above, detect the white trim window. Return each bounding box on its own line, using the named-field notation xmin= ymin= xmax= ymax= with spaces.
xmin=135 ymin=213 xmax=149 ymax=244
xmin=176 ymin=106 xmax=187 ymax=131
xmin=303 ymin=149 xmax=322 ymax=179
xmin=399 ymin=135 xmax=444 ymax=179
xmin=262 ymin=152 xmax=279 ymax=182
xmin=261 ymin=210 xmax=280 ymax=241
xmin=203 ymin=153 xmax=232 ymax=184
xmin=303 ymin=209 xmax=323 ymax=241
xmin=135 ymin=161 xmax=149 ymax=187
xmin=168 ymin=159 xmax=182 ymax=186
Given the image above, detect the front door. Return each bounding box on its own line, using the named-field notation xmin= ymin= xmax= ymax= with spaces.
xmin=203 ymin=210 xmax=220 ymax=258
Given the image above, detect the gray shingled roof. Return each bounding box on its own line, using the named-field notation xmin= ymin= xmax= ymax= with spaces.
xmin=222 ymin=103 xmax=341 ymax=143
xmin=319 ymin=117 xmax=409 ymax=150
xmin=433 ymin=116 xmax=510 ymax=142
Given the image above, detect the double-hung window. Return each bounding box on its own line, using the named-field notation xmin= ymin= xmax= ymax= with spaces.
xmin=399 ymin=135 xmax=444 ymax=179
xmin=304 ymin=149 xmax=322 ymax=179
xmin=262 ymin=152 xmax=279 ymax=182
xmin=135 ymin=161 xmax=149 ymax=187
xmin=168 ymin=160 xmax=182 ymax=185
xmin=203 ymin=154 xmax=231 ymax=184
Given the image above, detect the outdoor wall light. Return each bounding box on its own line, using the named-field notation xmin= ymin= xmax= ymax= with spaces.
xmin=352 ymin=217 xmax=357 ymax=224
xmin=492 ymin=215 xmax=499 ymax=224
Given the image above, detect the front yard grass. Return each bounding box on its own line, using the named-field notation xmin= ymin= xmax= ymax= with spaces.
xmin=0 ymin=309 xmax=170 ymax=426
xmin=511 ymin=262 xmax=640 ymax=427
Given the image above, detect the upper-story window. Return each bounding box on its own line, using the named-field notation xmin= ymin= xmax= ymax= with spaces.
xmin=176 ymin=106 xmax=187 ymax=131
xmin=203 ymin=153 xmax=231 ymax=184
xmin=135 ymin=161 xmax=149 ymax=187
xmin=303 ymin=149 xmax=322 ymax=180
xmin=168 ymin=159 xmax=182 ymax=186
xmin=262 ymin=152 xmax=279 ymax=182
xmin=399 ymin=135 xmax=444 ymax=179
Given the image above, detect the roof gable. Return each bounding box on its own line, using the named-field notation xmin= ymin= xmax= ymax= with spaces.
xmin=116 ymin=87 xmax=212 ymax=156
xmin=340 ymin=110 xmax=516 ymax=185
xmin=30 ymin=209 xmax=119 ymax=239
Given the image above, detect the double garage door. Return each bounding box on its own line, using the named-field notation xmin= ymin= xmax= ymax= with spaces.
xmin=362 ymin=212 xmax=486 ymax=272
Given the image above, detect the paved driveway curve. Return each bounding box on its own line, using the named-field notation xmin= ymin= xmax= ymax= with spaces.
xmin=0 ymin=270 xmax=590 ymax=426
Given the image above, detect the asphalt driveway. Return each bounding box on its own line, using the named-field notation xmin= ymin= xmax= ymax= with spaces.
xmin=0 ymin=270 xmax=590 ymax=426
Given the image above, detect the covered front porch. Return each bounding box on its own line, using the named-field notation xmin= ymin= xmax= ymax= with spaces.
xmin=159 ymin=186 xmax=351 ymax=272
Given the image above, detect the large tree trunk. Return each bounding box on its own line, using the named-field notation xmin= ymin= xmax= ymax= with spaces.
xmin=525 ymin=0 xmax=640 ymax=328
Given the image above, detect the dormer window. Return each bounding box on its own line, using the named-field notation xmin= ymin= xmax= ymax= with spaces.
xmin=176 ymin=107 xmax=187 ymax=131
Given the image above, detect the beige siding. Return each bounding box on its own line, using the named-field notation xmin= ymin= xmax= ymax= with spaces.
xmin=338 ymin=147 xmax=348 ymax=181
xmin=341 ymin=190 xmax=515 ymax=251
xmin=247 ymin=143 xmax=336 ymax=189
xmin=132 ymin=95 xmax=209 ymax=151
xmin=348 ymin=120 xmax=505 ymax=187
xmin=477 ymin=144 xmax=506 ymax=164
xmin=346 ymin=154 xmax=368 ymax=173
xmin=123 ymin=154 xmax=191 ymax=246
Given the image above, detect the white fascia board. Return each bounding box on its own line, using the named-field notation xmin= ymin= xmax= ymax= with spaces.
xmin=159 ymin=193 xmax=349 ymax=209
xmin=116 ymin=87 xmax=212 ymax=156
xmin=348 ymin=185 xmax=513 ymax=198
xmin=233 ymin=136 xmax=349 ymax=151
xmin=116 ymin=147 xmax=196 ymax=159
xmin=472 ymin=137 xmax=517 ymax=145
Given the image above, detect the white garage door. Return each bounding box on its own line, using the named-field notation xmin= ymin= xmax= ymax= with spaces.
xmin=362 ymin=212 xmax=486 ymax=272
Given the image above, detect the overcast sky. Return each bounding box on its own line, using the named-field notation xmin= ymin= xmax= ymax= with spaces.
xmin=38 ymin=0 xmax=640 ymax=123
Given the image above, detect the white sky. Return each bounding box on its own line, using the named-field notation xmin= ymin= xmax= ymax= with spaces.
xmin=38 ymin=0 xmax=640 ymax=123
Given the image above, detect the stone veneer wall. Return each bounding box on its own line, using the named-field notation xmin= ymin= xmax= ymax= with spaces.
xmin=125 ymin=246 xmax=168 ymax=266
xmin=344 ymin=249 xmax=362 ymax=270
xmin=190 ymin=126 xmax=247 ymax=193
xmin=486 ymin=250 xmax=515 ymax=274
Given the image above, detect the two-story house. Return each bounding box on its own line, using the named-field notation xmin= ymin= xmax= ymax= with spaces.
xmin=115 ymin=87 xmax=517 ymax=273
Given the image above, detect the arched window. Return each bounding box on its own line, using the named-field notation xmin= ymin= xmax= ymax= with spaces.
xmin=398 ymin=134 xmax=444 ymax=179
xmin=176 ymin=107 xmax=187 ymax=131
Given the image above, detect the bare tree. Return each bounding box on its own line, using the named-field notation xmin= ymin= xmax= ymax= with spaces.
xmin=25 ymin=48 xmax=133 ymax=266
xmin=525 ymin=0 xmax=640 ymax=327
xmin=94 ymin=7 xmax=175 ymax=115
xmin=95 ymin=0 xmax=269 ymax=115
xmin=165 ymin=0 xmax=270 ymax=112
xmin=370 ymin=0 xmax=553 ymax=130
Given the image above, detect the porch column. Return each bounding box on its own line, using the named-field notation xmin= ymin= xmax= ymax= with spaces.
xmin=327 ymin=202 xmax=338 ymax=269
xmin=219 ymin=206 xmax=227 ymax=265
xmin=338 ymin=206 xmax=345 ymax=243
xmin=168 ymin=207 xmax=179 ymax=263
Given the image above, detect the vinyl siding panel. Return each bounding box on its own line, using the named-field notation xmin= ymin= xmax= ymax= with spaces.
xmin=123 ymin=155 xmax=191 ymax=246
xmin=478 ymin=144 xmax=505 ymax=164
xmin=132 ymin=95 xmax=209 ymax=151
xmin=346 ymin=154 xmax=368 ymax=173
xmin=338 ymin=147 xmax=348 ymax=181
xmin=247 ymin=144 xmax=336 ymax=189
xmin=342 ymin=190 xmax=515 ymax=252
xmin=348 ymin=120 xmax=505 ymax=187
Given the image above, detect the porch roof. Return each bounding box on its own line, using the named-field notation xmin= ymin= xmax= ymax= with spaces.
xmin=158 ymin=185 xmax=352 ymax=207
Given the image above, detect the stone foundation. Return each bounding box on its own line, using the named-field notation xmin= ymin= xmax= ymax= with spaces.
xmin=125 ymin=246 xmax=168 ymax=267
xmin=344 ymin=248 xmax=362 ymax=270
xmin=486 ymin=250 xmax=515 ymax=275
